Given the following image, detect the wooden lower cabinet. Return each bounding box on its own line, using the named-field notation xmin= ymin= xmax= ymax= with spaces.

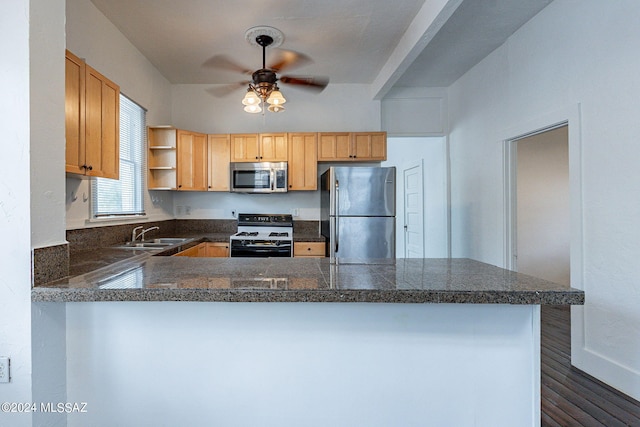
xmin=293 ymin=242 xmax=326 ymax=258
xmin=173 ymin=244 xmax=200 ymax=257
xmin=205 ymin=242 xmax=230 ymax=257
xmin=174 ymin=242 xmax=229 ymax=257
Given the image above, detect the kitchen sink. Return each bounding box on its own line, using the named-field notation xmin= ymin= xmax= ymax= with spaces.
xmin=150 ymin=238 xmax=190 ymax=244
xmin=113 ymin=237 xmax=193 ymax=250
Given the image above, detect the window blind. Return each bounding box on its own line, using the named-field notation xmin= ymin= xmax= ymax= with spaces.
xmin=92 ymin=94 xmax=146 ymax=217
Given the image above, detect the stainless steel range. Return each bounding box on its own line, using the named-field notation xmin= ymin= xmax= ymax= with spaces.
xmin=229 ymin=213 xmax=293 ymax=257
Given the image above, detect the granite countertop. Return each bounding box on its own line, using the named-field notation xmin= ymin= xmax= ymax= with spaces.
xmin=68 ymin=231 xmax=325 ymax=276
xmin=33 ymin=256 xmax=584 ymax=305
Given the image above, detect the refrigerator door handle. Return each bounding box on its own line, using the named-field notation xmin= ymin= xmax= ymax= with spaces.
xmin=334 ymin=179 xmax=339 ymax=253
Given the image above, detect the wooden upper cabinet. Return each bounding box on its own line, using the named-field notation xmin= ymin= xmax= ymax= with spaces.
xmin=317 ymin=131 xmax=387 ymax=162
xmin=318 ymin=132 xmax=351 ymax=161
xmin=65 ymin=50 xmax=85 ymax=175
xmin=65 ymin=50 xmax=120 ymax=179
xmin=230 ymin=133 xmax=287 ymax=162
xmin=208 ymin=134 xmax=231 ymax=191
xmin=352 ymin=132 xmax=387 ymax=161
xmin=230 ymin=134 xmax=259 ymax=162
xmin=288 ymin=133 xmax=318 ymax=191
xmin=148 ymin=127 xmax=177 ymax=190
xmin=259 ymin=133 xmax=288 ymax=161
xmin=177 ymin=130 xmax=208 ymax=191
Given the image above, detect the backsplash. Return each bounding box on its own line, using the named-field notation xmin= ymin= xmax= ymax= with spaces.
xmin=66 ymin=220 xmax=175 ymax=254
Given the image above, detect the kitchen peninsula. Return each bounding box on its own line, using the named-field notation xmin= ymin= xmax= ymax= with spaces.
xmin=33 ymin=252 xmax=582 ymax=427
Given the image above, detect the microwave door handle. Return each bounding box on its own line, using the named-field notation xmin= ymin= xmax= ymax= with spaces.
xmin=271 ymin=169 xmax=275 ymax=191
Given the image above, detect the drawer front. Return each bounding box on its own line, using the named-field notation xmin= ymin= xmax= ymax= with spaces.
xmin=294 ymin=242 xmax=325 ymax=257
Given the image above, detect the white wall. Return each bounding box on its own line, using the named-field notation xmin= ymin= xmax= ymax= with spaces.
xmin=383 ymin=137 xmax=449 ymax=258
xmin=0 ymin=1 xmax=33 ymax=426
xmin=171 ymin=84 xmax=381 ymax=134
xmin=448 ymin=0 xmax=640 ymax=399
xmin=30 ymin=0 xmax=66 ymax=248
xmin=65 ymin=0 xmax=175 ymax=229
xmin=30 ymin=0 xmax=69 ymax=425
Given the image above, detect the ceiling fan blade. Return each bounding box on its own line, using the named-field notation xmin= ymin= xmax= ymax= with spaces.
xmin=279 ymin=76 xmax=329 ymax=92
xmin=268 ymin=49 xmax=312 ymax=73
xmin=203 ymin=55 xmax=252 ymax=75
xmin=206 ymin=82 xmax=249 ymax=97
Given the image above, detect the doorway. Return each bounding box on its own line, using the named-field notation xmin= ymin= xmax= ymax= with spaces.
xmin=513 ymin=125 xmax=570 ymax=285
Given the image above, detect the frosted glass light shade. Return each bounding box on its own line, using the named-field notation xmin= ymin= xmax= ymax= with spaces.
xmin=242 ymin=90 xmax=261 ymax=106
xmin=266 ymin=89 xmax=286 ymax=105
xmin=244 ymin=103 xmax=262 ymax=113
xmin=267 ymin=104 xmax=285 ymax=113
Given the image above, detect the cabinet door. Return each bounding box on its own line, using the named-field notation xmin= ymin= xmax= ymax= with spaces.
xmin=288 ymin=133 xmax=317 ymax=191
xmin=206 ymin=242 xmax=230 ymax=257
xmin=208 ymin=134 xmax=230 ymax=191
xmin=177 ymin=130 xmax=208 ymax=191
xmin=230 ymin=134 xmax=260 ymax=162
xmin=65 ymin=50 xmax=86 ymax=175
xmin=352 ymin=132 xmax=387 ymax=161
xmin=318 ymin=133 xmax=351 ymax=161
xmin=260 ymin=133 xmax=288 ymax=161
xmin=173 ymin=244 xmax=200 ymax=257
xmin=85 ymin=64 xmax=120 ymax=179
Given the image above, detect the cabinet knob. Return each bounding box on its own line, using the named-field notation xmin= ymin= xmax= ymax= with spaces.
xmin=178 ymin=184 xmax=182 ymax=188
xmin=87 ymin=165 xmax=93 ymax=171
xmin=255 ymin=156 xmax=259 ymax=159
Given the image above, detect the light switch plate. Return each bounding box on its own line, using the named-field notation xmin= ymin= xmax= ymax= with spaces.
xmin=0 ymin=357 xmax=9 ymax=383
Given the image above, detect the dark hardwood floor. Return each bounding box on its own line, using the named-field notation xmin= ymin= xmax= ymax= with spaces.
xmin=540 ymin=305 xmax=640 ymax=426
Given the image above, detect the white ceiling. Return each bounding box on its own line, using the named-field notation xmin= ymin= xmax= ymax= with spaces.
xmin=89 ymin=0 xmax=554 ymax=96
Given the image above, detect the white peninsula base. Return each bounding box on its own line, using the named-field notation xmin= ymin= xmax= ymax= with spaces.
xmin=63 ymin=302 xmax=541 ymax=427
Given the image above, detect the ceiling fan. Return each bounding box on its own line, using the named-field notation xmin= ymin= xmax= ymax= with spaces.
xmin=205 ymin=26 xmax=329 ymax=113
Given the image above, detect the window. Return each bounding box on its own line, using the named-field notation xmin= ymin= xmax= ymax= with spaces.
xmin=92 ymin=94 xmax=146 ymax=218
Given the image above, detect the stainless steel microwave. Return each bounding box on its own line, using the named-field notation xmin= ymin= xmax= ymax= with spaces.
xmin=230 ymin=162 xmax=288 ymax=193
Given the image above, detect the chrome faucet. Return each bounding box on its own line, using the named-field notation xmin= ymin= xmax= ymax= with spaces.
xmin=132 ymin=226 xmax=159 ymax=242
xmin=132 ymin=226 xmax=143 ymax=242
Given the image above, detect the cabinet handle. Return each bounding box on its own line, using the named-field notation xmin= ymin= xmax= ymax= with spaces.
xmin=255 ymin=156 xmax=259 ymax=159
xmin=87 ymin=165 xmax=93 ymax=171
xmin=178 ymin=184 xmax=182 ymax=188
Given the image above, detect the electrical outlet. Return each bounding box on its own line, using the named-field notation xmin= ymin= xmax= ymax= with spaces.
xmin=0 ymin=357 xmax=9 ymax=383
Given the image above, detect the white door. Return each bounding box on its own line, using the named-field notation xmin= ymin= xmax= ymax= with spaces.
xmin=403 ymin=161 xmax=424 ymax=258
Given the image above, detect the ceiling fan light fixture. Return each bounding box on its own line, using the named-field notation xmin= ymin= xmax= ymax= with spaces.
xmin=267 ymin=104 xmax=285 ymax=113
xmin=266 ymin=88 xmax=286 ymax=105
xmin=243 ymin=103 xmax=262 ymax=114
xmin=242 ymin=89 xmax=261 ymax=106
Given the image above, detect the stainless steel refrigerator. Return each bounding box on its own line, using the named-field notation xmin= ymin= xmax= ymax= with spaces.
xmin=320 ymin=167 xmax=396 ymax=264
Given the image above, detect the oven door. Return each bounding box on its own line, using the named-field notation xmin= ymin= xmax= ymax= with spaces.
xmin=230 ymin=240 xmax=292 ymax=257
